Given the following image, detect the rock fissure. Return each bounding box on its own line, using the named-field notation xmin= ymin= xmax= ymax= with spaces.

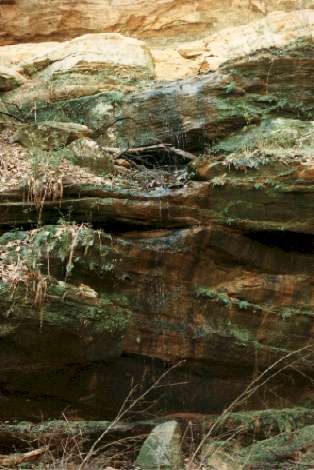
xmin=245 ymin=230 xmax=314 ymax=254
xmin=0 ymin=5 xmax=314 ymax=468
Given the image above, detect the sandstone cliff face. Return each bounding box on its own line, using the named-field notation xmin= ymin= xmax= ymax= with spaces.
xmin=1 ymin=0 xmax=314 ymax=46
xmin=1 ymin=10 xmax=313 ymax=88
xmin=0 ymin=5 xmax=313 ymax=468
xmin=154 ymin=9 xmax=314 ymax=79
xmin=0 ymin=34 xmax=154 ymax=109
xmin=1 ymin=9 xmax=313 ymax=414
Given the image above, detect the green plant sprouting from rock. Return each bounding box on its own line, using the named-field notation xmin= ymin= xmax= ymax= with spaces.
xmin=0 ymin=225 xmax=132 ymax=333
xmin=196 ymin=287 xmax=314 ymax=320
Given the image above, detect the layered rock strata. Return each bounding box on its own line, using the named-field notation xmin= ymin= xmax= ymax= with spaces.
xmin=0 ymin=10 xmax=313 ymax=429
xmin=1 ymin=0 xmax=314 ymax=46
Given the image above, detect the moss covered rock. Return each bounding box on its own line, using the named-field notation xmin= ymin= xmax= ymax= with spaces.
xmin=68 ymin=138 xmax=114 ymax=175
xmin=13 ymin=121 xmax=93 ymax=150
xmin=3 ymin=33 xmax=154 ymax=115
xmin=135 ymin=421 xmax=183 ymax=470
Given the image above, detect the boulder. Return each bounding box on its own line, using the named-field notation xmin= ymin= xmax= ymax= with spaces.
xmin=3 ymin=34 xmax=154 ymax=108
xmin=13 ymin=121 xmax=93 ymax=150
xmin=68 ymin=138 xmax=114 ymax=174
xmin=19 ymin=33 xmax=154 ymax=77
xmin=135 ymin=421 xmax=183 ymax=470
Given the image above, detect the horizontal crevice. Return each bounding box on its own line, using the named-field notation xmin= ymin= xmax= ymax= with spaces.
xmin=0 ymin=224 xmax=189 ymax=243
xmin=0 ymin=224 xmax=38 ymax=235
xmin=245 ymin=230 xmax=314 ymax=254
xmin=122 ymin=144 xmax=195 ymax=169
xmin=89 ymin=220 xmax=191 ymax=234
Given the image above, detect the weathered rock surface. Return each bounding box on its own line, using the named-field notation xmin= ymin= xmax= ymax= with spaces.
xmin=0 ymin=9 xmax=313 ymax=448
xmin=240 ymin=424 xmax=314 ymax=468
xmin=154 ymin=9 xmax=314 ymax=79
xmin=135 ymin=421 xmax=183 ymax=470
xmin=0 ymin=220 xmax=312 ymax=417
xmin=4 ymin=26 xmax=312 ymax=149
xmin=202 ymin=423 xmax=314 ymax=469
xmin=2 ymin=0 xmax=313 ymax=46
xmin=68 ymin=138 xmax=114 ymax=174
xmin=0 ymin=43 xmax=60 ymax=68
xmin=1 ymin=10 xmax=313 ymax=86
xmin=1 ymin=34 xmax=154 ymax=111
xmin=13 ymin=121 xmax=93 ymax=150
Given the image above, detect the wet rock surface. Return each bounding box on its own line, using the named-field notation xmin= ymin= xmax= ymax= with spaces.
xmin=0 ymin=6 xmax=313 ymax=469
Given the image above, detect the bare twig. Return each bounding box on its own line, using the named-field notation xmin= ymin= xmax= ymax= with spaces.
xmin=188 ymin=345 xmax=313 ymax=469
xmin=122 ymin=144 xmax=196 ymax=161
xmin=79 ymin=360 xmax=185 ymax=469
xmin=0 ymin=446 xmax=49 ymax=468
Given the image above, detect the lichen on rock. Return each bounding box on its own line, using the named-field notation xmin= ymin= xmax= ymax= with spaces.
xmin=0 ymin=5 xmax=313 ymax=467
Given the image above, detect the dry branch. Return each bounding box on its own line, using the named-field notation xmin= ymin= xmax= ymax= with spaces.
xmin=0 ymin=446 xmax=49 ymax=468
xmin=122 ymin=144 xmax=196 ymax=161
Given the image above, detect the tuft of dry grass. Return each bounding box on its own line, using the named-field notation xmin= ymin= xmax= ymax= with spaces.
xmin=0 ymin=129 xmax=108 ymax=194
